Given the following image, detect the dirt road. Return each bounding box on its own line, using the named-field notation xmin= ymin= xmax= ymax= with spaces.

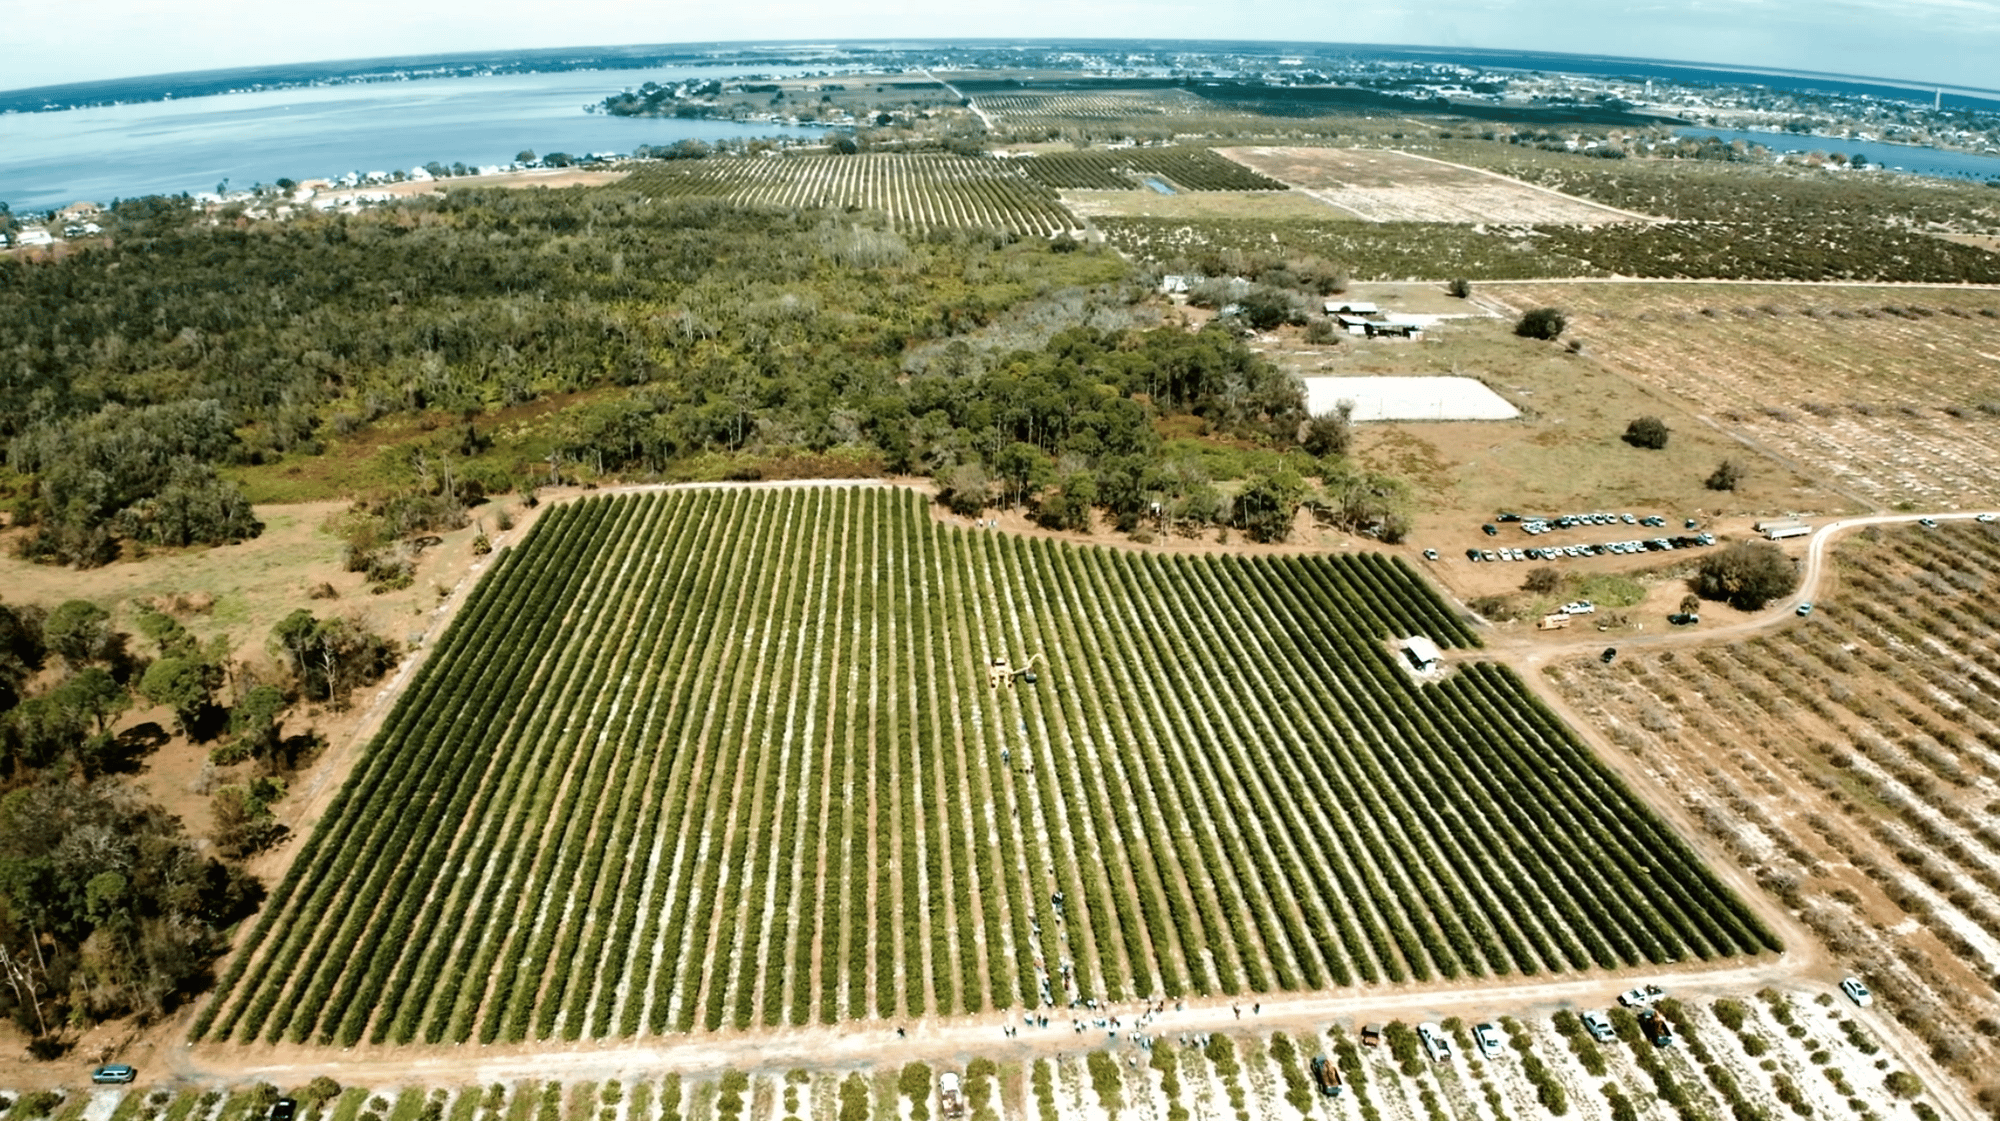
xmin=169 ymin=960 xmax=1802 ymax=1087
xmin=1485 ymin=509 xmax=1997 ymax=669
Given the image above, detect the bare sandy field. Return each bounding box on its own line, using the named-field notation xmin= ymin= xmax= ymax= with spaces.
xmin=1217 ymin=147 xmax=1649 ymax=224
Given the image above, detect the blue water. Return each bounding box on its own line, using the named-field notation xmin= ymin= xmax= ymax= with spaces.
xmin=1672 ymin=127 xmax=2000 ymax=181
xmin=0 ymin=67 xmax=823 ymax=212
xmin=1140 ymin=177 xmax=1176 ymax=195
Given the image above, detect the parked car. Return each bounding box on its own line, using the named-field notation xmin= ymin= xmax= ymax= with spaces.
xmin=92 ymin=1065 xmax=137 ymax=1084
xmin=1796 ymin=602 xmax=1813 ymax=616
xmin=272 ymin=1101 xmax=298 ymax=1121
xmin=1417 ymin=1021 xmax=1453 ymax=1062
xmin=1482 ymin=523 xmax=1499 ymax=536
xmin=1979 ymin=513 xmax=1998 ymax=524
xmin=1668 ymin=612 xmax=1700 ymax=626
xmin=1423 ymin=549 xmax=1440 ymax=561
xmin=1473 ymin=1022 xmax=1504 ymax=1060
xmin=1580 ymin=1011 xmax=1617 ymax=1042
xmin=1919 ymin=517 xmax=1938 ymax=529
xmin=1601 ymin=647 xmax=1618 ymax=664
xmin=1841 ymin=976 xmax=1873 ymax=1007
xmin=1562 ymin=601 xmax=1596 ymax=615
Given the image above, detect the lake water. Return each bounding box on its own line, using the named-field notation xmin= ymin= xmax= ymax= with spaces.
xmin=1671 ymin=126 xmax=2000 ymax=182
xmin=0 ymin=67 xmax=823 ymax=212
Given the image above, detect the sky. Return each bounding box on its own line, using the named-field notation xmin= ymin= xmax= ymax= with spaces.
xmin=2 ymin=0 xmax=1997 ymax=94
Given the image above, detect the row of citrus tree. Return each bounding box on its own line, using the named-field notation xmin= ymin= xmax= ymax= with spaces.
xmin=195 ymin=486 xmax=1773 ymax=1046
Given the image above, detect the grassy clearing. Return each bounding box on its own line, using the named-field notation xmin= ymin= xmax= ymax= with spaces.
xmin=1264 ymin=314 xmax=1852 ymax=523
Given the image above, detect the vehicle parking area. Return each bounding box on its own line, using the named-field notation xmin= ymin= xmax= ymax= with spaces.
xmin=1457 ymin=511 xmax=1717 ymax=566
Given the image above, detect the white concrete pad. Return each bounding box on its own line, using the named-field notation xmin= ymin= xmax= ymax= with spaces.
xmin=1303 ymin=376 xmax=1520 ymax=422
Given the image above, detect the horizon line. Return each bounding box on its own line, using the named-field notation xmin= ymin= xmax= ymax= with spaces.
xmin=4 ymin=36 xmax=1997 ymax=102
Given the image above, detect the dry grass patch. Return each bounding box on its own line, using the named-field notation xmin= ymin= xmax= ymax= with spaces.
xmin=1062 ymin=188 xmax=1351 ymax=222
xmin=1493 ymin=282 xmax=2000 ymax=508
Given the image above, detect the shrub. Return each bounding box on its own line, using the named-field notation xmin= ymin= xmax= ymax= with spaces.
xmin=1301 ymin=405 xmax=1354 ymax=459
xmin=1523 ymin=565 xmax=1563 ymax=595
xmin=899 ymin=1064 xmax=932 ymax=1121
xmin=1515 ymin=307 xmax=1567 ymax=339
xmin=1623 ymin=416 xmax=1670 ymax=449
xmin=15 ymin=1092 xmax=65 ymax=1119
xmin=1086 ymin=1052 xmax=1123 ymax=1117
xmin=1693 ymin=540 xmax=1800 ymax=610
xmin=1448 ymin=278 xmax=1472 ymax=298
xmin=1706 ymin=458 xmax=1745 ymax=491
xmin=838 ymin=1075 xmax=869 ymax=1121
xmin=1885 ymin=1071 xmax=1922 ymax=1098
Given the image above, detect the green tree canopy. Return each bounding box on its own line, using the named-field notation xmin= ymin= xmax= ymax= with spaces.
xmin=42 ymin=600 xmax=113 ymax=670
xmin=1234 ymin=469 xmax=1308 ymax=543
xmin=1515 ymin=307 xmax=1568 ymax=340
xmin=138 ymin=656 xmax=212 ymax=736
xmin=1693 ymin=541 xmax=1799 ymax=610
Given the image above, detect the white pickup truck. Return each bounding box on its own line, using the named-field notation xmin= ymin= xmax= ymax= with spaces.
xmin=1618 ymin=984 xmax=1666 ymax=1008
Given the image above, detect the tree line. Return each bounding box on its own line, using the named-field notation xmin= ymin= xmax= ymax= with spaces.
xmin=0 ymin=186 xmax=1394 ymax=557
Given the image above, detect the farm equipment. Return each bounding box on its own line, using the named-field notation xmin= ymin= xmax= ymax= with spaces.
xmin=988 ymin=653 xmax=1046 ymax=688
xmin=1639 ymin=1009 xmax=1676 ymax=1048
xmin=1309 ymin=1055 xmax=1344 ymax=1098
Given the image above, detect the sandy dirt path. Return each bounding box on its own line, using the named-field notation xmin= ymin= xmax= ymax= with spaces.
xmin=170 ymin=958 xmax=1796 ymax=1085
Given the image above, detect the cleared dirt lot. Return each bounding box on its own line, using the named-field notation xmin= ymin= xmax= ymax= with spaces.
xmin=1489 ymin=282 xmax=2000 ymax=509
xmin=1218 ymin=147 xmax=1649 ymax=224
